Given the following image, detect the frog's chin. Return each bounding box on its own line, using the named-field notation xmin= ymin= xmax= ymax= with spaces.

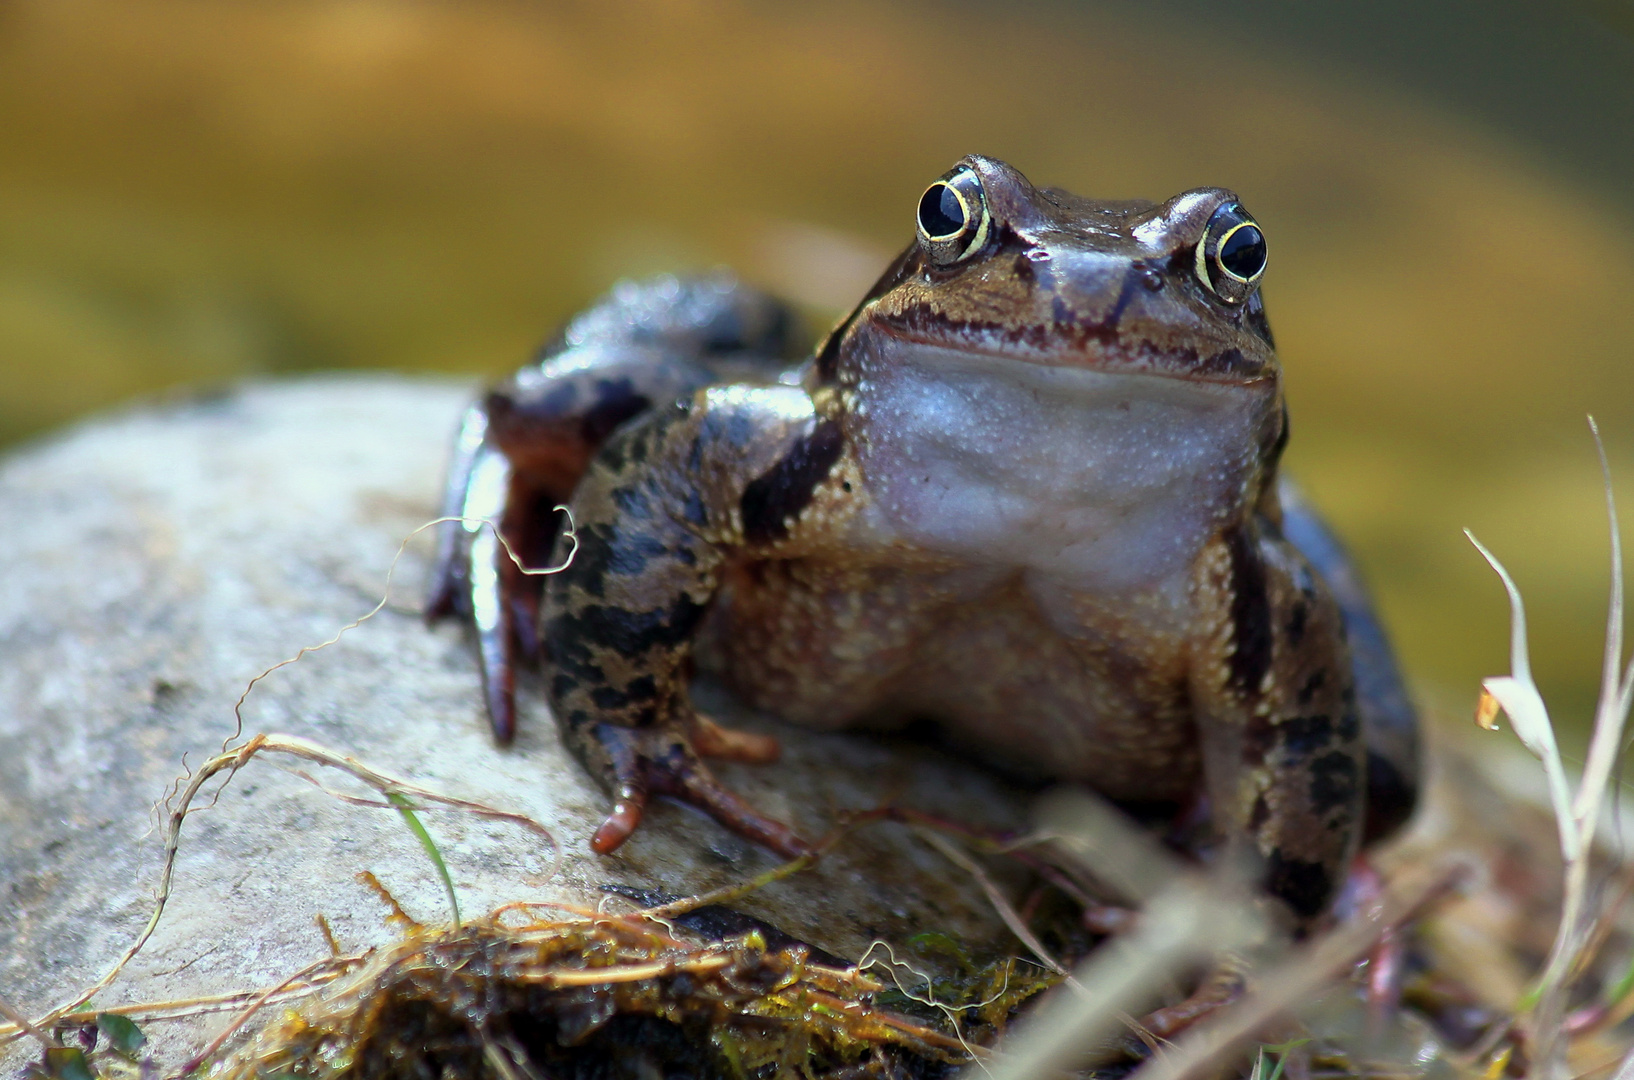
xmin=850 ymin=339 xmax=1280 ymax=593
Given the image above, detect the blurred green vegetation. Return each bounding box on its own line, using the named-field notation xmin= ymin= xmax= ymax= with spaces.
xmin=3 ymin=0 xmax=1632 ymax=733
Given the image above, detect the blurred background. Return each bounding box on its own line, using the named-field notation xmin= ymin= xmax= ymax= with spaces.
xmin=2 ymin=0 xmax=1632 ymax=737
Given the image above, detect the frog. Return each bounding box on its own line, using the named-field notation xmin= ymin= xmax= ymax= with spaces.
xmin=425 ymin=155 xmax=1420 ymax=926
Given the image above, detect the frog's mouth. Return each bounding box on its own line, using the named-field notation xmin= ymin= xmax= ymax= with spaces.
xmin=869 ymin=310 xmax=1276 ymax=386
xmin=882 ymin=340 xmax=1273 ymax=415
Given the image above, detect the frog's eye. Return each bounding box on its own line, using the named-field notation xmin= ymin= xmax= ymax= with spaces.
xmin=917 ymin=167 xmax=990 ymax=264
xmin=1195 ymin=203 xmax=1267 ymax=304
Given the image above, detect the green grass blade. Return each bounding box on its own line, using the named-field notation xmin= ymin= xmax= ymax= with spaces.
xmin=386 ymin=791 xmax=460 ymax=928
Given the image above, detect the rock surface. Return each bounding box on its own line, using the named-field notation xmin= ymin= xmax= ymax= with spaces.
xmin=0 ymin=376 xmax=1033 ymax=1071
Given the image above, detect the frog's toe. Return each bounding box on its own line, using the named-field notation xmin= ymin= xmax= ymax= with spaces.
xmin=690 ymin=713 xmax=782 ymax=764
xmin=587 ymin=721 xmax=807 ymax=859
xmin=591 ymin=783 xmax=649 ymax=855
xmin=662 ymin=761 xmax=808 ymax=859
xmin=1132 ymin=956 xmax=1247 ymax=1041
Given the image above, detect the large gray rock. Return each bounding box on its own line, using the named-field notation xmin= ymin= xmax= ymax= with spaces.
xmin=0 ymin=376 xmax=1031 ymax=1071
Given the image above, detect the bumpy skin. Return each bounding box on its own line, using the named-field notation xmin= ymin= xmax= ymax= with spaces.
xmin=427 ymin=156 xmax=1421 ymax=925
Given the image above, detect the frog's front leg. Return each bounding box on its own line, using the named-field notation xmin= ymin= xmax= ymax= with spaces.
xmin=1191 ymin=525 xmax=1365 ymax=928
xmin=425 ymin=273 xmax=801 ymax=743
xmin=542 ymin=385 xmax=845 ymax=858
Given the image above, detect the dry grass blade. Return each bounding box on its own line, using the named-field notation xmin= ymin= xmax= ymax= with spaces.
xmin=915 ymin=828 xmax=1070 ymax=978
xmin=0 ymin=979 xmax=364 ymax=1044
xmin=13 ymin=732 xmax=559 ymax=1040
xmin=0 ymin=511 xmax=578 ymax=1048
xmin=969 ymin=787 xmax=1266 ymax=1080
xmin=215 ymin=909 xmax=988 ymax=1079
xmin=1465 ymin=419 xmax=1634 ymax=1077
xmin=636 ymin=850 xmax=819 ymax=920
xmin=0 ymin=993 xmax=55 ymax=1049
xmin=1129 ymin=859 xmax=1467 ymax=1080
xmin=224 ymin=509 xmax=576 ymax=750
xmin=971 ymin=878 xmax=1252 ymax=1080
xmin=1028 ymin=786 xmax=1185 ymax=906
xmin=173 ymin=956 xmax=353 ymax=1077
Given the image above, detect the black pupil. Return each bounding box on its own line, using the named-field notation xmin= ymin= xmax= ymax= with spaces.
xmin=1219 ymin=224 xmax=1266 ymax=279
xmin=918 ymin=184 xmax=967 ymax=238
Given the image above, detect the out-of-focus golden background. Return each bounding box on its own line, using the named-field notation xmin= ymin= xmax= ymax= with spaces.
xmin=3 ymin=0 xmax=1632 ymax=732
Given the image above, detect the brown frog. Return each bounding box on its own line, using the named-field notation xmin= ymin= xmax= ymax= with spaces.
xmin=425 ymin=155 xmax=1420 ymax=924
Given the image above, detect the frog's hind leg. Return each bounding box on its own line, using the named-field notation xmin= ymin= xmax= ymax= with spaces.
xmin=1190 ymin=524 xmax=1367 ymax=928
xmin=424 ymin=403 xmax=569 ymax=743
xmin=425 ymin=274 xmax=803 ymax=744
xmin=1277 ymin=478 xmax=1420 ymax=843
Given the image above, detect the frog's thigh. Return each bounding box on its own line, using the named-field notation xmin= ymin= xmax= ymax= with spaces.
xmin=1191 ymin=527 xmax=1365 ymax=924
xmin=1277 ymin=478 xmax=1419 ymax=842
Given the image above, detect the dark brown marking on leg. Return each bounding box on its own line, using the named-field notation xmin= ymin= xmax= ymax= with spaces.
xmin=1364 ymin=749 xmax=1417 ymax=843
xmin=1286 ymin=599 xmax=1309 ymax=645
xmin=590 ymin=675 xmax=659 ymax=711
xmin=1223 ymin=526 xmax=1272 ymax=694
xmin=545 ymin=595 xmax=707 ymax=717
xmin=1244 ymin=712 xmax=1330 ymax=766
xmin=1265 ymin=851 xmax=1334 ymax=923
xmin=559 ymin=522 xmax=622 ymax=602
xmin=1296 ymin=667 xmax=1327 ymax=706
xmin=1308 ymin=748 xmax=1361 ymax=817
xmin=740 ymin=419 xmax=844 ymax=544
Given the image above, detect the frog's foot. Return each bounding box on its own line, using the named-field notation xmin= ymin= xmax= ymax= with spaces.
xmin=1132 ymin=956 xmax=1247 ymax=1042
xmin=689 ymin=713 xmax=782 ymax=764
xmin=588 ymin=722 xmax=808 ymax=859
xmin=424 ymin=433 xmax=528 ymax=743
xmin=425 ymin=426 xmax=566 ymax=744
xmin=1345 ymin=854 xmax=1406 ymax=1022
